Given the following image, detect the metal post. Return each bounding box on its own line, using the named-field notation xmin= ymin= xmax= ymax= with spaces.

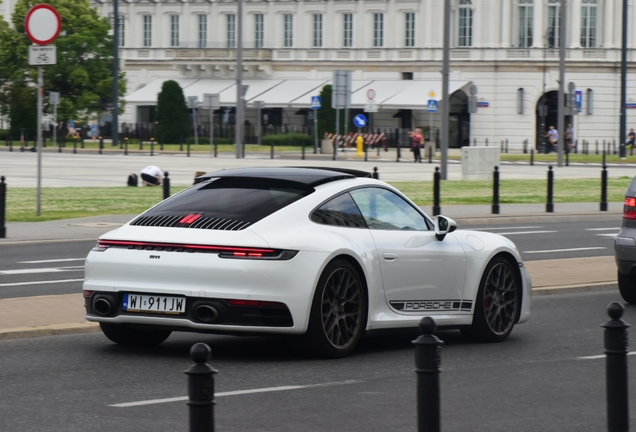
xmin=601 ymin=163 xmax=608 ymax=212
xmin=37 ymin=66 xmax=43 ymax=217
xmin=546 ymin=165 xmax=554 ymax=213
xmin=429 ymin=145 xmax=433 ymax=163
xmin=620 ymin=0 xmax=629 ymax=159
xmin=433 ymin=167 xmax=441 ymax=216
xmin=0 ymin=176 xmax=6 ymax=238
xmin=313 ymin=108 xmax=318 ymax=154
xmin=99 ymin=136 xmax=104 ymax=154
xmin=373 ymin=167 xmax=379 ymax=180
xmin=492 ymin=166 xmax=500 ymax=214
xmin=596 ymin=140 xmax=599 ymax=155
xmin=162 ymin=171 xmax=170 ymax=200
xmin=440 ymin=0 xmax=450 ymax=180
xmin=603 ymin=302 xmax=630 ymax=432
xmin=124 ymin=137 xmax=128 ymax=155
xmin=187 ymin=140 xmax=191 ymax=157
xmin=335 ymin=109 xmax=340 ymax=161
xmin=301 ymin=139 xmax=305 ymax=160
xmin=557 ymin=0 xmax=567 ymax=167
xmin=413 ymin=317 xmax=443 ymax=432
xmin=364 ymin=138 xmax=368 ymax=161
xmin=192 ymin=105 xmax=198 ymax=147
xmin=396 ymin=128 xmax=401 ymax=162
xmin=235 ymin=0 xmax=244 ymax=159
xmin=603 ymin=148 xmax=607 ymax=167
xmin=151 ymin=138 xmax=154 ymax=156
xmin=505 ymin=138 xmax=509 ymax=153
xmin=160 ymin=134 xmax=165 ymax=151
xmin=185 ymin=343 xmax=217 ymax=432
xmin=73 ymin=137 xmax=77 ymax=154
xmin=112 ymin=0 xmax=119 ymax=150
xmin=139 ymin=139 xmax=143 ymax=151
xmin=210 ymin=107 xmax=215 ymax=157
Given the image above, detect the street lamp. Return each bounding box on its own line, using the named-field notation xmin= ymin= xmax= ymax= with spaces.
xmin=112 ymin=0 xmax=119 ymax=149
xmin=620 ymin=0 xmax=628 ymax=159
xmin=234 ymin=0 xmax=244 ymax=158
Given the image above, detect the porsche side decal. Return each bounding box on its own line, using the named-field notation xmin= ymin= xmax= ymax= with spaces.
xmin=389 ymin=300 xmax=473 ymax=312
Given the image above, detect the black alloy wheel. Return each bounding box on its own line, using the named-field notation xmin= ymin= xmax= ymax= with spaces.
xmin=306 ymin=259 xmax=366 ymax=358
xmin=462 ymin=257 xmax=520 ymax=343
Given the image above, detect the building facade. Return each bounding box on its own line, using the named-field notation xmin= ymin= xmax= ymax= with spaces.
xmin=4 ymin=0 xmax=636 ymax=148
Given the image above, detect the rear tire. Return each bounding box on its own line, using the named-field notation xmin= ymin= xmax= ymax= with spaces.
xmin=461 ymin=257 xmax=521 ymax=343
xmin=100 ymin=323 xmax=171 ymax=346
xmin=618 ymin=271 xmax=636 ymax=304
xmin=305 ymin=259 xmax=366 ymax=358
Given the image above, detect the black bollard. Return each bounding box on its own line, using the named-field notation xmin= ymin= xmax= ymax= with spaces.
xmin=124 ymin=137 xmax=128 ymax=155
xmin=428 ymin=145 xmax=432 ymax=163
xmin=270 ymin=140 xmax=274 ymax=159
xmin=364 ymin=140 xmax=368 ymax=161
xmin=332 ymin=139 xmax=337 ymax=161
xmin=58 ymin=137 xmax=62 ymax=153
xmin=0 ymin=176 xmax=6 ymax=238
xmin=373 ymin=166 xmax=379 ymax=180
xmin=596 ymin=140 xmax=599 ymax=155
xmin=187 ymin=141 xmax=191 ymax=157
xmin=396 ymin=129 xmax=401 ymax=162
xmin=546 ymin=165 xmax=554 ymax=213
xmin=163 ymin=171 xmax=171 ymax=200
xmin=160 ymin=134 xmax=165 ymax=151
xmin=601 ymin=164 xmax=608 ymax=211
xmin=500 ymin=140 xmax=504 ymax=152
xmin=139 ymin=139 xmax=143 ymax=151
xmin=99 ymin=136 xmax=104 ymax=155
xmin=185 ymin=343 xmax=217 ymax=432
xmin=214 ymin=140 xmax=218 ymax=158
xmin=603 ymin=149 xmax=607 ymax=167
xmin=530 ymin=148 xmax=534 ymax=166
xmin=73 ymin=137 xmax=77 ymax=154
xmin=433 ymin=167 xmax=441 ymax=216
xmin=151 ymin=138 xmax=154 ymax=156
xmin=492 ymin=166 xmax=500 ymax=214
xmin=505 ymin=138 xmax=509 ymax=153
xmin=603 ymin=302 xmax=630 ymax=432
xmin=413 ymin=317 xmax=443 ymax=432
xmin=301 ymin=140 xmax=305 ymax=160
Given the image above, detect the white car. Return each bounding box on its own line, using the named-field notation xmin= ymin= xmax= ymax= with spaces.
xmin=83 ymin=167 xmax=531 ymax=357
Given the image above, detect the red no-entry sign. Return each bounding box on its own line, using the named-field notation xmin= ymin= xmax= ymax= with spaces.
xmin=25 ymin=4 xmax=61 ymax=45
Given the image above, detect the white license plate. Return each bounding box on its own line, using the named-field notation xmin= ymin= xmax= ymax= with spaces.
xmin=123 ymin=294 xmax=186 ymax=314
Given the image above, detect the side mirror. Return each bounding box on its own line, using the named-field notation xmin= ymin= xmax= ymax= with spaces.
xmin=434 ymin=215 xmax=457 ymax=241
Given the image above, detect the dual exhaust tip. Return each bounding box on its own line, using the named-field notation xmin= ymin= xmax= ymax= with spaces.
xmin=94 ymin=297 xmax=219 ymax=323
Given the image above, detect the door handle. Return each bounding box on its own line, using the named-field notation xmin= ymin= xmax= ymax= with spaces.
xmin=383 ymin=252 xmax=399 ymax=261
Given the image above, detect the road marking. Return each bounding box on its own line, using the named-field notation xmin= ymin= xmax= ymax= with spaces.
xmin=471 ymin=226 xmax=542 ymax=231
xmin=578 ymin=352 xmax=636 ymax=360
xmin=498 ymin=230 xmax=557 ymax=236
xmin=586 ymin=228 xmax=620 ymax=231
xmin=523 ymin=247 xmax=607 ymax=254
xmin=109 ymin=380 xmax=361 ymax=408
xmin=0 ymin=278 xmax=84 ymax=287
xmin=17 ymin=258 xmax=85 ymax=264
xmin=0 ymin=266 xmax=84 ymax=275
xmin=597 ymin=234 xmax=617 ymax=238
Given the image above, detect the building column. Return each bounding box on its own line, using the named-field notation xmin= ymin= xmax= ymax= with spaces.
xmin=532 ymin=0 xmax=544 ymax=48
xmin=603 ymin=0 xmax=615 ymax=48
xmin=500 ymin=0 xmax=511 ymax=48
xmin=569 ymin=0 xmax=581 ymax=48
xmin=424 ymin=0 xmax=433 ymax=48
xmin=472 ymin=2 xmax=482 ymax=47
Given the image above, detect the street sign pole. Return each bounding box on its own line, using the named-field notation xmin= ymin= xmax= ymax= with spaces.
xmin=441 ymin=0 xmax=451 ymax=180
xmin=113 ymin=0 xmax=119 ymax=150
xmin=37 ymin=66 xmax=42 ymax=216
xmin=314 ymin=108 xmax=318 ymax=154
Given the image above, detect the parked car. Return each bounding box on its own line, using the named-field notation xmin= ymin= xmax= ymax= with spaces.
xmin=83 ymin=167 xmax=532 ymax=357
xmin=615 ymin=177 xmax=636 ymax=303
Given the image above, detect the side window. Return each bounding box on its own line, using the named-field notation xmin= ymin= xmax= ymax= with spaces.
xmin=311 ymin=193 xmax=367 ymax=228
xmin=350 ymin=188 xmax=429 ymax=231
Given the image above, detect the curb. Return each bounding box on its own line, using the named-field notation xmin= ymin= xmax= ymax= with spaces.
xmin=454 ymin=212 xmax=622 ymax=226
xmin=532 ymin=282 xmax=617 ymax=296
xmin=0 ymin=322 xmax=100 ymax=340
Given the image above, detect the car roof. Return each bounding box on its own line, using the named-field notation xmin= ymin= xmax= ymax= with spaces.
xmin=193 ymin=167 xmax=372 ymax=187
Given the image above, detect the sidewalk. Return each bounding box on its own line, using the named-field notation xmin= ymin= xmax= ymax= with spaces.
xmin=0 ymin=204 xmax=623 ymax=340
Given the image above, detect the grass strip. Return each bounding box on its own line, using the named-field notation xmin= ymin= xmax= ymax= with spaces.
xmin=3 ymin=177 xmax=631 ymax=222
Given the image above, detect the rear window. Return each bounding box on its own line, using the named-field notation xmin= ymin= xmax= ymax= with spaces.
xmin=145 ymin=177 xmax=313 ymax=223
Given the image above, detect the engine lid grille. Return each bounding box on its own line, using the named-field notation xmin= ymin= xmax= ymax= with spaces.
xmin=130 ymin=215 xmax=252 ymax=231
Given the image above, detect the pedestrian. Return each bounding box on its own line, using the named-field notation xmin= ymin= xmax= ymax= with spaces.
xmin=627 ymin=128 xmax=635 ymax=150
xmin=410 ymin=128 xmax=423 ymax=162
xmin=90 ymin=121 xmax=99 ymax=142
xmin=546 ymin=125 xmax=558 ymax=154
xmin=140 ymin=165 xmax=164 ymax=186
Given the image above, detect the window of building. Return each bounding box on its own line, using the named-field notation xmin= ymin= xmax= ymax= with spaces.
xmin=170 ymin=15 xmax=179 ymax=47
xmin=143 ymin=15 xmax=152 ymax=47
xmin=117 ymin=18 xmax=125 ymax=47
xmin=284 ymin=14 xmax=293 ymax=47
xmin=581 ymin=0 xmax=597 ymax=48
xmin=402 ymin=72 xmax=413 ymax=80
xmin=458 ymin=0 xmax=473 ymax=47
xmin=547 ymin=0 xmax=561 ymax=48
xmin=255 ymin=14 xmax=264 ymax=48
xmin=343 ymin=13 xmax=353 ymax=47
xmin=313 ymin=14 xmax=323 ymax=48
xmin=405 ymin=12 xmax=415 ymax=47
xmin=198 ymin=15 xmax=207 ymax=48
xmin=518 ymin=0 xmax=533 ymax=48
xmin=373 ymin=13 xmax=384 ymax=47
xmin=227 ymin=14 xmax=236 ymax=49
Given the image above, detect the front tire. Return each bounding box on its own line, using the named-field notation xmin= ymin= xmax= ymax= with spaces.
xmin=618 ymin=271 xmax=636 ymax=304
xmin=461 ymin=257 xmax=521 ymax=343
xmin=305 ymin=259 xmax=367 ymax=358
xmin=100 ymin=323 xmax=171 ymax=346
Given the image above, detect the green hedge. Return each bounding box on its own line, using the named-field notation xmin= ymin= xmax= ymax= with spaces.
xmin=0 ymin=130 xmax=9 ymax=141
xmin=261 ymin=133 xmax=313 ymax=147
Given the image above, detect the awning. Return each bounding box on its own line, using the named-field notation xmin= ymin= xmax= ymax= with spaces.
xmin=124 ymin=78 xmax=471 ymax=110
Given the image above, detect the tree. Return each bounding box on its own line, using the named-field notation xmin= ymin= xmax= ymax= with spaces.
xmin=317 ymin=85 xmax=336 ymax=139
xmin=156 ymin=80 xmax=190 ymax=143
xmin=0 ymin=0 xmax=126 ymax=133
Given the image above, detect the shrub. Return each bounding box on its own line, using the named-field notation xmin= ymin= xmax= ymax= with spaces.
xmin=156 ymin=81 xmax=190 ymax=143
xmin=261 ymin=133 xmax=313 ymax=147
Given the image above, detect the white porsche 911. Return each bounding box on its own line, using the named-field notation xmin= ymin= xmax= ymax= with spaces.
xmin=83 ymin=167 xmax=531 ymax=357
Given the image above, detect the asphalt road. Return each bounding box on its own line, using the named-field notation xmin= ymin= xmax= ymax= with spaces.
xmin=0 ymin=289 xmax=633 ymax=431
xmin=0 ymin=218 xmax=622 ymax=300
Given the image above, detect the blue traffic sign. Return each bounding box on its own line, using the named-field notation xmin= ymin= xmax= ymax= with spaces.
xmin=575 ymin=90 xmax=583 ymax=113
xmin=353 ymin=114 xmax=367 ymax=128
xmin=427 ymin=100 xmax=438 ymax=113
xmin=311 ymin=96 xmax=321 ymax=109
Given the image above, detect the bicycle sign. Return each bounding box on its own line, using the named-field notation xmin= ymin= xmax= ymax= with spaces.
xmin=29 ymin=45 xmax=57 ymax=65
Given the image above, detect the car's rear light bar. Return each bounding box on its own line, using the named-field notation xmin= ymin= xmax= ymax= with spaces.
xmin=228 ymin=299 xmax=287 ymax=308
xmin=624 ymin=197 xmax=636 ymax=220
xmin=95 ymin=240 xmax=297 ymax=260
